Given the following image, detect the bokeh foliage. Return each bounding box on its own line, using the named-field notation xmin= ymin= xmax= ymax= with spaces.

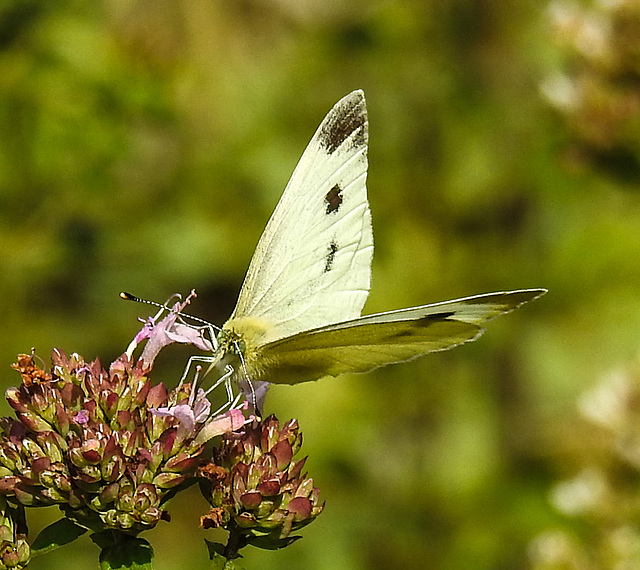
xmin=2 ymin=0 xmax=640 ymax=568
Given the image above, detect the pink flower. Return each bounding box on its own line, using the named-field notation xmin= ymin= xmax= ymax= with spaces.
xmin=125 ymin=291 xmax=215 ymax=367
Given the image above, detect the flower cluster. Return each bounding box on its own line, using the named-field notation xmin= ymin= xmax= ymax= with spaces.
xmin=0 ymin=291 xmax=323 ymax=567
xmin=199 ymin=416 xmax=324 ymax=553
xmin=1 ymin=350 xmax=214 ymax=533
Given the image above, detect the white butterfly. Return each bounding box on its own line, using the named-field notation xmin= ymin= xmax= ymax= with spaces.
xmin=208 ymin=90 xmax=544 ymax=399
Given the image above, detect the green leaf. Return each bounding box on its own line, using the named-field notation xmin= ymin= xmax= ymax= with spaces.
xmin=92 ymin=531 xmax=154 ymax=570
xmin=31 ymin=518 xmax=87 ymax=556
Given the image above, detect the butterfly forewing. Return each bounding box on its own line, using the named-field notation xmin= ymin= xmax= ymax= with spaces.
xmin=228 ymin=90 xmax=373 ymax=344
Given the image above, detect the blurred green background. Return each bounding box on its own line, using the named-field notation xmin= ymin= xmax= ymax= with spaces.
xmin=2 ymin=0 xmax=640 ymax=568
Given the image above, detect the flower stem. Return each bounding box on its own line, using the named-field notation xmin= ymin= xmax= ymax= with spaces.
xmin=223 ymin=528 xmax=248 ymax=560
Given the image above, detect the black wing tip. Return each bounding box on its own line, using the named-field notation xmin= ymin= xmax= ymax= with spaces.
xmin=319 ymin=90 xmax=368 ymax=154
xmin=341 ymin=89 xmax=365 ymax=104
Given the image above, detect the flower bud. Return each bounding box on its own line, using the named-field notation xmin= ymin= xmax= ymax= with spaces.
xmin=199 ymin=416 xmax=324 ymax=550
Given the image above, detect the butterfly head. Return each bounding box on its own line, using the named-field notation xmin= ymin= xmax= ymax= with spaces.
xmin=219 ymin=317 xmax=274 ymax=354
xmin=216 ymin=328 xmax=246 ymax=357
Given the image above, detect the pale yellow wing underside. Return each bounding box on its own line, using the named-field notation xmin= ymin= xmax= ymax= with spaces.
xmin=248 ymin=288 xmax=546 ymax=384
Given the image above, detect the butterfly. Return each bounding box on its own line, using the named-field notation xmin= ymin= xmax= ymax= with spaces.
xmin=201 ymin=90 xmax=545 ymax=402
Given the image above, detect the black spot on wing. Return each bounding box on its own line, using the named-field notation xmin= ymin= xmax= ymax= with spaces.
xmin=324 ymin=241 xmax=338 ymax=272
xmin=325 ymin=184 xmax=343 ymax=214
xmin=385 ymin=313 xmax=456 ymax=339
xmin=424 ymin=311 xmax=455 ymax=322
xmin=319 ymin=99 xmax=367 ymax=154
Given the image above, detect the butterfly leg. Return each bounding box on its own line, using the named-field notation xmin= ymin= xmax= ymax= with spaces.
xmin=176 ymin=353 xmax=215 ymax=393
xmin=209 ymin=366 xmax=243 ymax=417
xmin=177 ymin=353 xmax=243 ymax=414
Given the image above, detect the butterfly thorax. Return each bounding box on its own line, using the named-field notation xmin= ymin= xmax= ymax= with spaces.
xmin=221 ymin=316 xmax=273 ymax=345
xmin=217 ymin=316 xmax=276 ymax=379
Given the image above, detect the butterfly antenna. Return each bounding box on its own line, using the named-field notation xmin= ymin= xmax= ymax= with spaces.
xmin=120 ymin=291 xmax=180 ymax=310
xmin=120 ymin=291 xmax=184 ymax=325
xmin=121 ymin=291 xmax=222 ymax=343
